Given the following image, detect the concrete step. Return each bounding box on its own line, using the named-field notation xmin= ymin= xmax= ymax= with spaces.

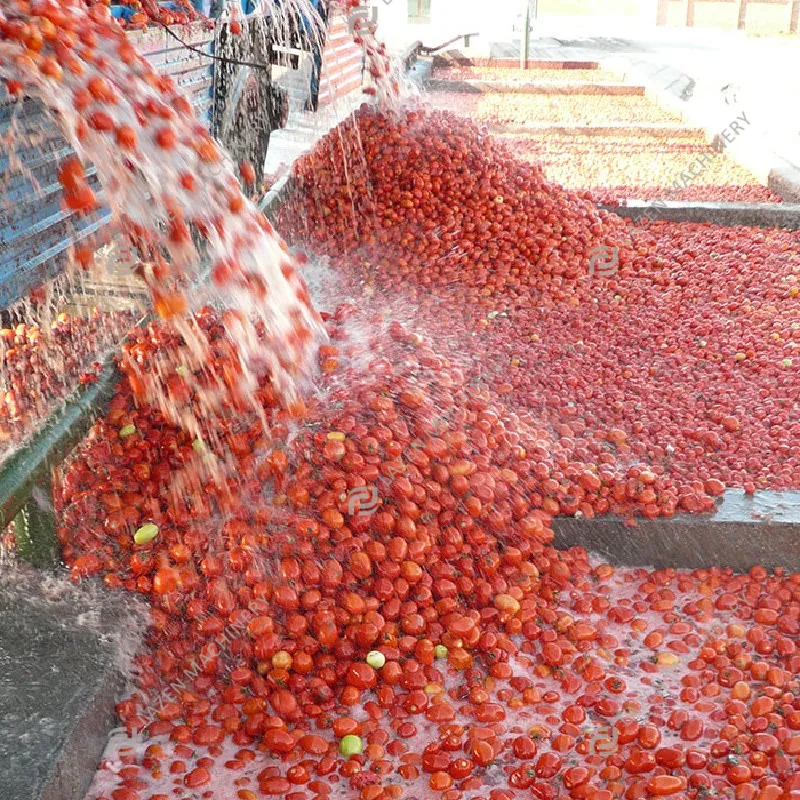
xmin=605 ymin=56 xmax=800 ymax=204
xmin=0 ymin=571 xmax=137 ymax=800
xmin=606 ymin=199 xmax=800 ymax=229
xmin=263 ymin=89 xmax=364 ymax=178
xmin=433 ymin=57 xmax=602 ymax=70
xmin=487 ymin=122 xmax=705 ymax=138
xmin=425 ymin=79 xmax=645 ymax=96
xmin=553 ymin=490 xmax=800 ymax=572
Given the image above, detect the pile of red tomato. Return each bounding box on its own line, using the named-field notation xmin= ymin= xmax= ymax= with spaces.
xmin=279 ymin=106 xmax=633 ymax=291
xmin=59 ymin=108 xmax=799 ymax=800
xmin=69 ymin=299 xmax=800 ymax=800
xmin=278 ymin=106 xmax=800 ymax=500
xmin=426 ymin=92 xmax=682 ymax=126
xmin=0 ymin=309 xmax=134 ymax=457
xmin=3 ymin=3 xmax=799 ymax=797
xmin=494 ymin=134 xmax=782 ymax=204
xmin=2 ymin=0 xmax=322 ymax=446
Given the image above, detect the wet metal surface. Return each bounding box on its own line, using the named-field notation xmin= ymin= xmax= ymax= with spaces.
xmin=0 ymin=23 xmax=214 ymax=309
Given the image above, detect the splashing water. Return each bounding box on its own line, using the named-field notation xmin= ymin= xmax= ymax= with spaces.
xmin=0 ymin=266 xmax=141 ymax=461
xmin=0 ymin=0 xmax=323 ymax=460
xmin=218 ymin=0 xmax=403 ymax=200
xmin=12 ymin=19 xmax=796 ymax=797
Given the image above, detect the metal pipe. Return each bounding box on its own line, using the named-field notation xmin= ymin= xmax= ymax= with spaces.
xmin=520 ymin=0 xmax=530 ymax=69
xmin=402 ymin=41 xmax=423 ymax=69
xmin=419 ymin=33 xmax=479 ymax=55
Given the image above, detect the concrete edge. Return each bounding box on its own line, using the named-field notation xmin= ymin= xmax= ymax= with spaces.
xmin=553 ymin=517 xmax=800 ymax=573
xmin=431 ymin=55 xmax=601 ymax=70
xmin=252 ymin=84 xmax=800 ymax=574
xmin=487 ymin=123 xmax=705 ymax=138
xmin=40 ymin=666 xmax=124 ymax=800
xmin=424 ymin=78 xmax=644 ymax=95
xmin=402 ymin=41 xmax=423 ymax=71
xmin=604 ymin=199 xmax=800 ymax=229
xmin=261 ymin=53 xmax=437 ymax=222
xmin=768 ymin=156 xmax=800 ymax=203
xmin=0 ymin=575 xmax=142 ymax=800
xmin=260 ymin=172 xmax=293 ymax=219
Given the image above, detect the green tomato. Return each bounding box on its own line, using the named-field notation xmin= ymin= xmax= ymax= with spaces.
xmin=339 ymin=734 xmax=363 ymax=757
xmin=192 ymin=438 xmax=206 ymax=453
xmin=434 ymin=645 xmax=448 ymax=660
xmin=119 ymin=424 xmax=136 ymax=438
xmin=134 ymin=523 xmax=159 ymax=545
xmin=366 ymin=650 xmax=386 ymax=670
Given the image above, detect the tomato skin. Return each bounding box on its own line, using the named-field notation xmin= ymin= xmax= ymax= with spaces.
xmin=752 ymin=733 xmax=779 ymax=754
xmin=727 ymin=765 xmax=753 ymax=784
xmin=686 ymin=749 xmax=708 ymax=770
xmin=535 ymin=752 xmax=562 ymax=779
xmin=448 ymin=758 xmax=473 ymax=780
xmin=531 ymin=783 xmax=557 ymax=800
xmin=646 ymin=775 xmax=687 ymax=795
xmin=262 ymin=729 xmax=294 ymax=754
xmin=298 ymin=735 xmax=327 ymax=756
xmin=259 ymin=777 xmax=292 ymax=795
xmin=637 ymin=725 xmax=661 ymax=749
xmin=680 ymin=718 xmax=704 ymax=741
xmin=346 ymin=662 xmax=377 ymax=689
xmin=269 ymin=689 xmax=299 ymax=719
xmin=655 ymin=747 xmax=684 ymax=769
xmin=512 ymin=736 xmax=538 ymax=759
xmin=471 ymin=739 xmax=495 ymax=767
xmin=38 ymin=85 xmax=800 ymax=800
xmin=183 ymin=767 xmax=210 ymax=787
xmin=509 ymin=766 xmax=535 ymax=789
xmin=563 ymin=766 xmax=591 ymax=790
xmin=625 ymin=750 xmax=656 ymax=775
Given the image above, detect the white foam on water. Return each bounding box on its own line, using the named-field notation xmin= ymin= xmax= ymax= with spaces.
xmin=0 ymin=1 xmax=325 ymax=459
xmin=84 ymin=558 xmax=760 ymax=800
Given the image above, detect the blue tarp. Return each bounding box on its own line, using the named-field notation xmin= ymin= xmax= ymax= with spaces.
xmin=241 ymin=0 xmax=324 ymax=32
